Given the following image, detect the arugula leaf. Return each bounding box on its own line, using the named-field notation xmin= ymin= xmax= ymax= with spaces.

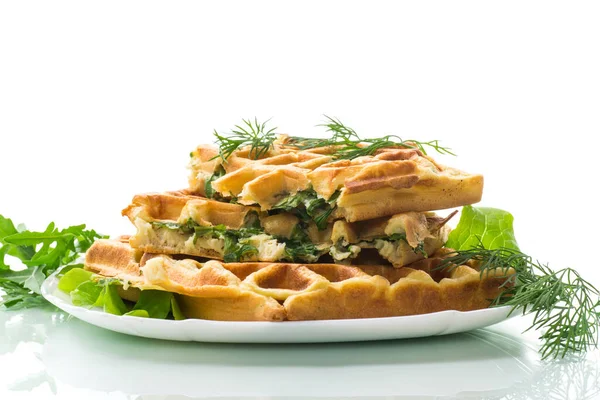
xmin=0 ymin=215 xmax=35 ymax=263
xmin=0 ymin=268 xmax=39 ymax=285
xmin=0 ymin=246 xmax=9 ymax=270
xmin=0 ymin=215 xmax=18 ymax=238
xmin=446 ymin=206 xmax=520 ymax=251
xmin=23 ymin=266 xmax=46 ymax=294
xmin=0 ymin=215 xmax=106 ymax=309
xmin=0 ymin=281 xmax=48 ymax=309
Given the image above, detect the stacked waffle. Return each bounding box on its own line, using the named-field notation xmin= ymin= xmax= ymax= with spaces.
xmin=84 ymin=134 xmax=509 ymax=321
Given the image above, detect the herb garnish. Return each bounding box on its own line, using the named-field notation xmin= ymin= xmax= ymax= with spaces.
xmin=438 ymin=245 xmax=600 ymax=360
xmin=287 ymin=116 xmax=455 ymax=160
xmin=444 ymin=206 xmax=600 ymax=360
xmin=212 ymin=118 xmax=278 ymax=161
xmin=0 ymin=215 xmax=106 ymax=310
xmin=209 ymin=116 xmax=452 ymax=163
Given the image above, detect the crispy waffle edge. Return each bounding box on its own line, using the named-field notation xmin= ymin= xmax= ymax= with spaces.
xmin=83 ymin=239 xmax=514 ymax=322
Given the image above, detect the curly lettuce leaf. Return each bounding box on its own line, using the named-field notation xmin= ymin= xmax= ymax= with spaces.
xmin=446 ymin=206 xmax=520 ymax=251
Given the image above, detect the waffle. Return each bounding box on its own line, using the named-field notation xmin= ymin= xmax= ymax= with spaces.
xmin=188 ymin=136 xmax=483 ymax=222
xmin=122 ymin=191 xmax=453 ymax=267
xmin=84 ymin=239 xmax=514 ymax=321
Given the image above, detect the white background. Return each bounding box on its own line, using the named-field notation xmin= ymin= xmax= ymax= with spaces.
xmin=1 ymin=0 xmax=599 ymax=282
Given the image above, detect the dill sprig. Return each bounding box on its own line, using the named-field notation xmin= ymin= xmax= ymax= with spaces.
xmin=438 ymin=245 xmax=600 ymax=360
xmin=287 ymin=116 xmax=455 ymax=160
xmin=212 ymin=118 xmax=277 ymax=161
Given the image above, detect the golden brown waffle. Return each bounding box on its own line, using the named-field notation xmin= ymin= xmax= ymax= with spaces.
xmin=122 ymin=191 xmax=453 ymax=267
xmin=84 ymin=239 xmax=513 ymax=322
xmin=188 ymin=137 xmax=483 ymax=222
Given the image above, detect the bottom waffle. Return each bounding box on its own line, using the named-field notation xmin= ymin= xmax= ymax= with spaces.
xmin=84 ymin=239 xmax=514 ymax=321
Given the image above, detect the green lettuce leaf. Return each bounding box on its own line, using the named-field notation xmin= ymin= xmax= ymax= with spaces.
xmin=57 ymin=268 xmax=93 ymax=293
xmin=101 ymin=285 xmax=128 ymax=315
xmin=132 ymin=290 xmax=173 ymax=319
xmin=171 ymin=296 xmax=185 ymax=320
xmin=71 ymin=281 xmax=104 ymax=306
xmin=446 ymin=205 xmax=520 ymax=251
xmin=125 ymin=309 xmax=150 ymax=318
xmin=57 ymin=267 xmax=186 ymax=320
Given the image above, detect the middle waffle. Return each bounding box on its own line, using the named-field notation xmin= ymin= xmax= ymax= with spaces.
xmin=122 ymin=191 xmax=455 ymax=268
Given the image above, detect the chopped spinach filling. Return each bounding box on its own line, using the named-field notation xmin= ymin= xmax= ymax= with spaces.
xmin=152 ymin=219 xmax=323 ymax=263
xmin=278 ymin=224 xmax=324 ymax=262
xmin=204 ymin=166 xmax=240 ymax=203
xmin=371 ymin=232 xmax=428 ymax=257
xmin=152 ymin=219 xmax=262 ymax=262
xmin=271 ymin=189 xmax=340 ymax=230
xmin=242 ymin=211 xmax=261 ymax=230
xmin=204 ymin=166 xmax=226 ymax=199
xmin=329 ymin=239 xmax=361 ymax=261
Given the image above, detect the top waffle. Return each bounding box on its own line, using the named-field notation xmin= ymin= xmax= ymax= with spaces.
xmin=188 ymin=135 xmax=483 ymax=222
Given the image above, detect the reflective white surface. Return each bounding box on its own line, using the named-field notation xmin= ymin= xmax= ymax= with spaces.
xmin=1 ymin=307 xmax=600 ymax=399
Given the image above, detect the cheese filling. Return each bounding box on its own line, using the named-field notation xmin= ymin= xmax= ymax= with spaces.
xmin=240 ymin=234 xmax=287 ymax=262
xmin=329 ymin=243 xmax=361 ymax=261
xmin=132 ymin=214 xmax=447 ymax=267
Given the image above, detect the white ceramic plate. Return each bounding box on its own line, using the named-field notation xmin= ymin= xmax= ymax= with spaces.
xmin=41 ymin=272 xmax=515 ymax=343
